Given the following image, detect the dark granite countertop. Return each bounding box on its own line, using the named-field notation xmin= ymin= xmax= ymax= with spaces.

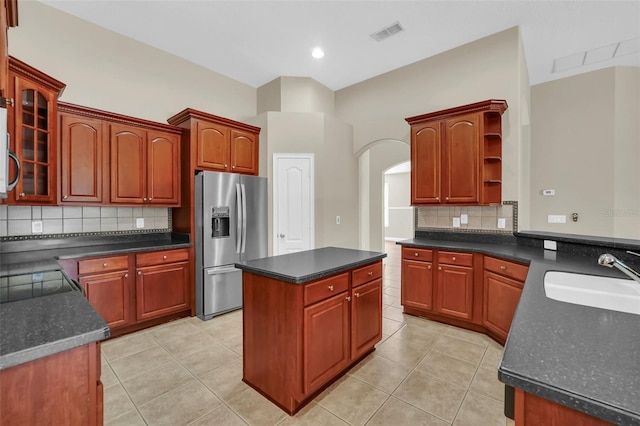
xmin=235 ymin=246 xmax=387 ymax=284
xmin=0 ymin=291 xmax=109 ymax=370
xmin=0 ymin=232 xmax=190 ymax=370
xmin=397 ymin=237 xmax=640 ymax=425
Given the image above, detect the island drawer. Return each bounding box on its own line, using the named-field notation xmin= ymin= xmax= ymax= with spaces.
xmin=402 ymin=247 xmax=433 ymax=262
xmin=78 ymin=255 xmax=129 ymax=275
xmin=484 ymin=257 xmax=529 ymax=282
xmin=304 ymin=273 xmax=349 ymax=306
xmin=437 ymin=251 xmax=473 ymax=267
xmin=352 ymin=261 xmax=383 ymax=287
xmin=136 ymin=249 xmax=189 ymax=267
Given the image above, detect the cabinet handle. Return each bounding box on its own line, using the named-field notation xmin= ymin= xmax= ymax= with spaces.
xmin=63 ymin=195 xmax=68 ymax=200
xmin=19 ymin=193 xmax=25 ymax=198
xmin=328 ymin=285 xmax=334 ymax=291
xmin=368 ymin=271 xmax=373 ymax=276
xmin=103 ymin=263 xmax=108 ymax=267
xmin=346 ymin=296 xmax=351 ymax=301
xmin=500 ymin=265 xmax=506 ymax=270
xmin=414 ymin=252 xmax=419 ymax=257
xmin=124 ymin=273 xmax=128 ymax=278
xmin=355 ymin=292 xmax=361 ymax=298
xmin=452 ymin=256 xmax=456 ymax=261
xmin=163 ymin=255 xmax=168 ymax=260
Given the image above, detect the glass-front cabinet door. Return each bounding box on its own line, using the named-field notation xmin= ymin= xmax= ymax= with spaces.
xmin=8 ymin=57 xmax=65 ymax=204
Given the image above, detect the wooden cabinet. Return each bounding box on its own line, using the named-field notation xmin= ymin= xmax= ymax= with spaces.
xmin=110 ymin=124 xmax=180 ymax=205
xmin=6 ymin=57 xmax=65 ymax=204
xmin=78 ymin=255 xmax=134 ymax=330
xmin=76 ymin=248 xmax=190 ymax=336
xmin=0 ymin=342 xmax=103 ymax=426
xmin=483 ymin=256 xmax=528 ymax=344
xmin=168 ymin=108 xmax=260 ymax=176
xmin=406 ymin=99 xmax=507 ymax=206
xmin=515 ymin=389 xmax=614 ymax=426
xmin=401 ymin=247 xmax=434 ymax=311
xmin=0 ymin=0 xmax=17 ymax=98
xmin=58 ymin=102 xmax=182 ymax=206
xmin=435 ymin=251 xmax=474 ymax=320
xmin=243 ymin=260 xmax=383 ymax=415
xmin=59 ymin=112 xmax=106 ymax=203
xmin=135 ymin=249 xmax=190 ymax=321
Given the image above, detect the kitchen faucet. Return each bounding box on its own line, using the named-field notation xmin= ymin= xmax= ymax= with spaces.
xmin=598 ymin=251 xmax=640 ymax=284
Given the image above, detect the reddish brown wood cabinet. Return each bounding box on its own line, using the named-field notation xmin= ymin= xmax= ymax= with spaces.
xmin=6 ymin=57 xmax=65 ymax=205
xmin=243 ymin=260 xmax=383 ymax=415
xmin=401 ymin=247 xmax=434 ymax=311
xmin=76 ymin=248 xmax=190 ymax=336
xmin=0 ymin=343 xmax=103 ymax=426
xmin=406 ymin=99 xmax=507 ymax=206
xmin=1 ymin=0 xmax=18 ymax=98
xmin=435 ymin=251 xmax=474 ymax=320
xmin=515 ymin=389 xmax=614 ymax=426
xmin=482 ymin=256 xmax=528 ymax=344
xmin=78 ymin=255 xmax=134 ymax=330
xmin=135 ymin=249 xmax=190 ymax=322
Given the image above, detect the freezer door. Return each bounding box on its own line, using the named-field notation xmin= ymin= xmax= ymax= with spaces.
xmin=240 ymin=175 xmax=268 ymax=262
xmin=199 ymin=171 xmax=240 ymax=267
xmin=203 ymin=266 xmax=242 ymax=319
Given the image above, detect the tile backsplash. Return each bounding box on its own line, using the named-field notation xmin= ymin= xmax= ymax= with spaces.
xmin=0 ymin=205 xmax=170 ymax=238
xmin=415 ymin=201 xmax=517 ymax=233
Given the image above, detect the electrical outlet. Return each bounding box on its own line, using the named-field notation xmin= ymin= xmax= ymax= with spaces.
xmin=452 ymin=217 xmax=461 ymax=228
xmin=497 ymin=218 xmax=506 ymax=229
xmin=548 ymin=215 xmax=566 ymax=223
xmin=460 ymin=214 xmax=468 ymax=224
xmin=136 ymin=218 xmax=144 ymax=228
xmin=31 ymin=221 xmax=43 ymax=234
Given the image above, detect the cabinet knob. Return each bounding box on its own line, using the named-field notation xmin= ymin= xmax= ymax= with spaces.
xmin=414 ymin=252 xmax=419 ymax=257
xmin=368 ymin=271 xmax=373 ymax=276
xmin=163 ymin=255 xmax=168 ymax=260
xmin=452 ymin=256 xmax=456 ymax=261
xmin=445 ymin=197 xmax=449 ymax=201
xmin=438 ymin=266 xmax=442 ymax=270
xmin=19 ymin=193 xmax=25 ymax=198
xmin=124 ymin=273 xmax=128 ymax=278
xmin=435 ymin=197 xmax=440 ymax=201
xmin=232 ymin=165 xmax=235 ymax=169
xmin=138 ymin=271 xmax=142 ymax=275
xmin=103 ymin=263 xmax=108 ymax=267
xmin=427 ymin=265 xmax=432 ymax=270
xmin=224 ymin=164 xmax=228 ymax=168
xmin=346 ymin=296 xmax=351 ymax=302
xmin=143 ymin=197 xmax=148 ymax=201
xmin=63 ymin=195 xmax=68 ymax=200
xmin=355 ymin=292 xmax=361 ymax=298
xmin=328 ymin=285 xmax=334 ymax=291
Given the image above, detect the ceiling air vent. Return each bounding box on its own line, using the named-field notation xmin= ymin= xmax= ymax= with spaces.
xmin=371 ymin=21 xmax=404 ymax=42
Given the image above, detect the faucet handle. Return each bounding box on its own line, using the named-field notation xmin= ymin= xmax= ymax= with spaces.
xmin=627 ymin=250 xmax=640 ymax=258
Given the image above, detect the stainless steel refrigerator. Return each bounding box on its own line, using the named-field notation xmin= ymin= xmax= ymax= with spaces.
xmin=195 ymin=171 xmax=267 ymax=320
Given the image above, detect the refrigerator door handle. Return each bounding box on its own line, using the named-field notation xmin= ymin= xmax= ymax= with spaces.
xmin=241 ymin=183 xmax=247 ymax=254
xmin=236 ymin=182 xmax=242 ymax=254
xmin=206 ymin=266 xmax=239 ymax=275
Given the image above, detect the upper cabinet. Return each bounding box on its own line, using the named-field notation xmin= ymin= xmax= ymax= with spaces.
xmin=1 ymin=0 xmax=18 ymax=98
xmin=58 ymin=102 xmax=182 ymax=206
xmin=168 ymin=108 xmax=260 ymax=176
xmin=7 ymin=56 xmax=66 ymax=205
xmin=406 ymin=99 xmax=507 ymax=206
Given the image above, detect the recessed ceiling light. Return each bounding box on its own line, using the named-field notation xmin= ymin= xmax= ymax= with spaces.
xmin=311 ymin=47 xmax=324 ymax=59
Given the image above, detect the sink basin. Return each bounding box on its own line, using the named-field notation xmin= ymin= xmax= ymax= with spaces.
xmin=544 ymin=271 xmax=640 ymax=315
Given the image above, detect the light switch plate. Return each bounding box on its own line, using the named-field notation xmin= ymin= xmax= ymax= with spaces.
xmin=460 ymin=214 xmax=468 ymax=224
xmin=136 ymin=218 xmax=144 ymax=228
xmin=452 ymin=217 xmax=461 ymax=228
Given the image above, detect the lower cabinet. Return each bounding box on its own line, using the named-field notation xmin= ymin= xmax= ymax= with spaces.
xmin=77 ymin=248 xmax=190 ymax=335
xmin=243 ymin=260 xmax=383 ymax=415
xmin=515 ymin=389 xmax=614 ymax=426
xmin=400 ymin=247 xmax=529 ymax=345
xmin=0 ymin=342 xmax=103 ymax=426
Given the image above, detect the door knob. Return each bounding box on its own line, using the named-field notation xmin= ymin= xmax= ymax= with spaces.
xmin=279 ymin=233 xmax=285 ymax=238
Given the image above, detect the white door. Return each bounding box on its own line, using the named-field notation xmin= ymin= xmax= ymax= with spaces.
xmin=273 ymin=154 xmax=314 ymax=255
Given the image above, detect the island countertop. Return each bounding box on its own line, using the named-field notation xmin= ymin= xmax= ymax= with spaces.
xmin=235 ymin=246 xmax=387 ymax=284
xmin=397 ymin=237 xmax=640 ymax=425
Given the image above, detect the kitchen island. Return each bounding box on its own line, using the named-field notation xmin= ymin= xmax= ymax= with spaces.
xmin=236 ymin=246 xmax=386 ymax=415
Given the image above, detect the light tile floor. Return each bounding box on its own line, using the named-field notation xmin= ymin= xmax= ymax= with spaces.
xmin=102 ymin=242 xmax=516 ymax=425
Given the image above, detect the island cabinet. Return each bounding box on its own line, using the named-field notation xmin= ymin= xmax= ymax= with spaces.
xmin=58 ymin=102 xmax=182 ymax=206
xmin=406 ymin=99 xmax=507 ymax=206
xmin=0 ymin=342 xmax=103 ymax=426
xmin=6 ymin=56 xmax=66 ymax=205
xmin=482 ymin=256 xmax=528 ymax=344
xmin=75 ymin=248 xmax=191 ymax=337
xmin=515 ymin=389 xmax=614 ymax=426
xmin=242 ymin=259 xmax=383 ymax=415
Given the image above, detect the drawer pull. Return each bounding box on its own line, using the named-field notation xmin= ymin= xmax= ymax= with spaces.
xmin=328 ymin=285 xmax=334 ymax=291
xmin=103 ymin=263 xmax=108 ymax=267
